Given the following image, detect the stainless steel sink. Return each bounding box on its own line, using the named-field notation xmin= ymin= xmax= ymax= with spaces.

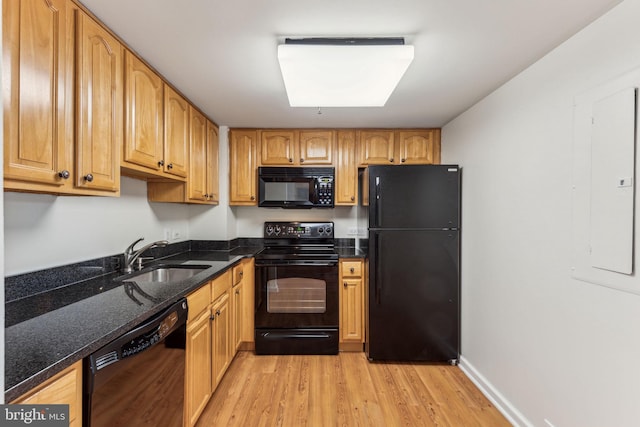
xmin=121 ymin=265 xmax=209 ymax=283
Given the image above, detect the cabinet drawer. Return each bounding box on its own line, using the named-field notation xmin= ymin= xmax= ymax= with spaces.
xmin=187 ymin=284 xmax=211 ymax=321
xmin=211 ymin=270 xmax=232 ymax=302
xmin=341 ymin=261 xmax=362 ymax=278
xmin=232 ymin=263 xmax=244 ymax=286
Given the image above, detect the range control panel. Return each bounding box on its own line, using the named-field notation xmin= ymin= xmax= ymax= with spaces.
xmin=264 ymin=221 xmax=334 ymax=239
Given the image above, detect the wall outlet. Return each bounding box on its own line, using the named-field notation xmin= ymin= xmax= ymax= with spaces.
xmin=172 ymin=230 xmax=181 ymax=240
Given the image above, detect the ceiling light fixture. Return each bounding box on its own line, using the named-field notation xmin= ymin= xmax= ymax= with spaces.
xmin=277 ymin=37 xmax=414 ymax=108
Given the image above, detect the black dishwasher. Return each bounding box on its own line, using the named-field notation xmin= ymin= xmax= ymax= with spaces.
xmin=83 ymin=298 xmax=188 ymax=427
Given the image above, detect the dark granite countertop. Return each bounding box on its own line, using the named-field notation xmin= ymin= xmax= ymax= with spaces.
xmin=4 ymin=247 xmax=260 ymax=402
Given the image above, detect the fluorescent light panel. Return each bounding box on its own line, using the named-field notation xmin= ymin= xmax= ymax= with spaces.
xmin=278 ymin=38 xmax=414 ymax=107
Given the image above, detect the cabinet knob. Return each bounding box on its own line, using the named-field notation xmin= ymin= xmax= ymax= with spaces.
xmin=84 ymin=174 xmax=94 ymax=182
xmin=401 ymin=158 xmax=406 ymax=163
xmin=250 ymin=196 xmax=255 ymax=201
xmin=235 ymin=289 xmax=240 ymax=295
xmin=216 ymin=310 xmax=221 ymax=316
xmin=210 ymin=314 xmax=215 ymax=321
xmin=240 ymin=271 xmax=244 ymax=278
xmin=167 ymin=163 xmax=173 ymax=169
xmin=389 ymin=158 xmax=394 ymax=163
xmin=350 ymin=267 xmax=355 ymax=273
xmin=158 ymin=160 xmax=165 ymax=167
xmin=350 ymin=196 xmax=355 ymax=201
xmin=300 ymin=158 xmax=304 ymax=163
xmin=204 ymin=194 xmax=209 ymax=199
xmin=289 ymin=158 xmax=293 ymax=163
xmin=343 ymin=282 xmax=348 ymax=288
xmin=58 ymin=170 xmax=70 ymax=179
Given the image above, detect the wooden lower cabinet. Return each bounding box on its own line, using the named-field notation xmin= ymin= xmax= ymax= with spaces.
xmin=12 ymin=361 xmax=83 ymax=427
xmin=339 ymin=259 xmax=365 ymax=351
xmin=211 ymin=292 xmax=231 ymax=389
xmin=185 ymin=309 xmax=212 ymax=427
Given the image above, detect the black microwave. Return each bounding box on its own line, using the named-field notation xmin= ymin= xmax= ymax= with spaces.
xmin=258 ymin=167 xmax=334 ymax=208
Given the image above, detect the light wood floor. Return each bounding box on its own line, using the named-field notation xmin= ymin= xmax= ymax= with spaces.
xmin=196 ymin=351 xmax=511 ymax=427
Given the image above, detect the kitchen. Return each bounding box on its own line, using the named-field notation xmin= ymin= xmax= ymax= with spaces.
xmin=4 ymin=0 xmax=640 ymax=426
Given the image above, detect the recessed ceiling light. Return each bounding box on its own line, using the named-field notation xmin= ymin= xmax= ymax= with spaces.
xmin=277 ymin=38 xmax=414 ymax=107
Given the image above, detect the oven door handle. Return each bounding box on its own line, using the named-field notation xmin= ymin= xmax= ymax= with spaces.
xmin=262 ymin=332 xmax=333 ymax=339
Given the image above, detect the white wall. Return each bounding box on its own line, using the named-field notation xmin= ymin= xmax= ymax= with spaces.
xmin=442 ymin=1 xmax=640 ymax=426
xmin=4 ymin=177 xmax=190 ymax=275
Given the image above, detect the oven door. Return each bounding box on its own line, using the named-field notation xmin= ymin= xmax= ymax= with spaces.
xmin=254 ymin=262 xmax=339 ymax=354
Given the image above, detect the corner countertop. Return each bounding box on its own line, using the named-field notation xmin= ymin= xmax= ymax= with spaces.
xmin=4 ymin=248 xmax=259 ymax=402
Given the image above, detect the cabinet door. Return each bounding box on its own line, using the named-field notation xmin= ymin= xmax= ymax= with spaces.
xmin=397 ymin=130 xmax=441 ymax=165
xmin=211 ymin=293 xmax=231 ymax=390
xmin=164 ymin=85 xmax=189 ymax=178
xmin=3 ymin=0 xmax=74 ymax=189
xmin=123 ymin=51 xmax=164 ymax=172
xmin=299 ymin=130 xmax=333 ymax=165
xmin=335 ymin=130 xmax=357 ymax=205
xmin=188 ymin=107 xmax=208 ymax=202
xmin=75 ymin=11 xmax=122 ymax=192
xmin=232 ymin=282 xmax=243 ymax=353
xmin=185 ymin=310 xmax=212 ymax=427
xmin=259 ymin=130 xmax=297 ymax=165
xmin=341 ymin=278 xmax=364 ymax=342
xmin=241 ymin=258 xmax=255 ymax=343
xmin=206 ymin=121 xmax=220 ymax=203
xmin=358 ymin=130 xmax=395 ymax=165
xmin=12 ymin=361 xmax=83 ymax=427
xmin=229 ymin=130 xmax=257 ymax=205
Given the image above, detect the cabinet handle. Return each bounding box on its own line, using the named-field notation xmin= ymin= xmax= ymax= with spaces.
xmin=389 ymin=158 xmax=394 ymax=163
xmin=401 ymin=158 xmax=406 ymax=163
xmin=158 ymin=160 xmax=165 ymax=167
xmin=350 ymin=267 xmax=355 ymax=273
xmin=58 ymin=170 xmax=70 ymax=179
xmin=167 ymin=163 xmax=173 ymax=169
xmin=84 ymin=174 xmax=94 ymax=182
xmin=343 ymin=282 xmax=348 ymax=288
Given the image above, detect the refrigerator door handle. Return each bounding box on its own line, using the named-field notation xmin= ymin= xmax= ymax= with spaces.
xmin=375 ymin=233 xmax=382 ymax=304
xmin=374 ymin=176 xmax=381 ymax=227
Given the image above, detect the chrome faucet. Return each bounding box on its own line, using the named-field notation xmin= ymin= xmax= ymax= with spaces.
xmin=123 ymin=237 xmax=169 ymax=273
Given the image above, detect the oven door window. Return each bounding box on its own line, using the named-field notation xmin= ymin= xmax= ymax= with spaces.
xmin=267 ymin=277 xmax=326 ymax=313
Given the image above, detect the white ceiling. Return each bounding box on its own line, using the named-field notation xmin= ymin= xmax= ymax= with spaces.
xmin=79 ymin=0 xmax=621 ymax=129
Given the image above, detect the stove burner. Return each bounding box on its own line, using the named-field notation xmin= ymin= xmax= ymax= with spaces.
xmin=256 ymin=221 xmax=338 ymax=265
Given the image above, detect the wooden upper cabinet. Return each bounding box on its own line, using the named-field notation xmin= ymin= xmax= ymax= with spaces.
xmin=164 ymin=85 xmax=189 ymax=179
xmin=75 ymin=10 xmax=121 ymax=193
xmin=229 ymin=129 xmax=257 ymax=205
xmin=207 ymin=121 xmax=220 ymax=204
xmin=335 ymin=130 xmax=358 ymax=205
xmin=259 ymin=130 xmax=297 ymax=165
xmin=123 ymin=50 xmax=164 ymax=173
xmin=358 ymin=130 xmax=395 ymax=165
xmin=188 ymin=107 xmax=208 ymax=202
xmin=397 ymin=129 xmax=441 ymax=165
xmin=3 ymin=0 xmax=74 ymax=190
xmin=299 ymin=130 xmax=334 ymax=165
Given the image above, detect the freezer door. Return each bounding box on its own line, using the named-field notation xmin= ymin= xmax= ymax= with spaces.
xmin=369 ymin=165 xmax=460 ymax=229
xmin=367 ymin=230 xmax=459 ymax=362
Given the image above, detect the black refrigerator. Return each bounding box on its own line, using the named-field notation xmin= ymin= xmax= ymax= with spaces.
xmin=366 ymin=164 xmax=460 ymax=363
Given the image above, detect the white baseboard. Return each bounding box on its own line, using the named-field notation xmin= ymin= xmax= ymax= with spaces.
xmin=458 ymin=356 xmax=533 ymax=427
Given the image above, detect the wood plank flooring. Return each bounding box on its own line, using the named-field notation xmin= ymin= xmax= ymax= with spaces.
xmin=196 ymin=351 xmax=510 ymax=427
